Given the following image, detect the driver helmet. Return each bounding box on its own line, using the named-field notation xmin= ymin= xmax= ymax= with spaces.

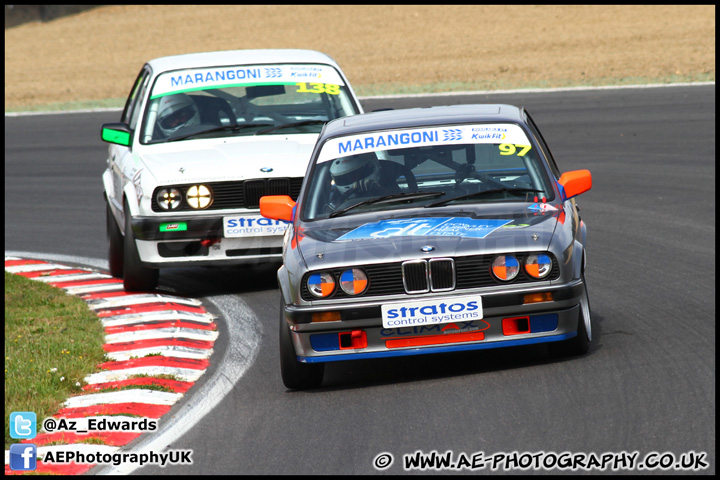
xmin=157 ymin=94 xmax=200 ymax=137
xmin=329 ymin=152 xmax=380 ymax=193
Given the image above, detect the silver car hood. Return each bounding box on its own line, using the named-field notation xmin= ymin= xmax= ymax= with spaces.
xmin=296 ymin=205 xmax=562 ymax=270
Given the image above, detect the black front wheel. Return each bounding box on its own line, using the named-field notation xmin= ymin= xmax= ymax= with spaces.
xmin=122 ymin=199 xmax=159 ymax=292
xmin=106 ymin=201 xmax=124 ymax=278
xmin=279 ymin=297 xmax=324 ymax=390
xmin=548 ymin=274 xmax=592 ymax=357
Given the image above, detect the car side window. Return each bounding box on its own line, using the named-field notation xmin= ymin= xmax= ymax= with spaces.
xmin=121 ymin=67 xmax=151 ymax=130
xmin=525 ymin=111 xmax=561 ymax=178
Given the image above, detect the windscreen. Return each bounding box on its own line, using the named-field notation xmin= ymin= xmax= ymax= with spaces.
xmin=303 ymin=123 xmax=555 ymax=220
xmin=140 ymin=63 xmax=359 ymax=144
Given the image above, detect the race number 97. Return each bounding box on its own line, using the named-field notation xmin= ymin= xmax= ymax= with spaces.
xmin=499 ymin=143 xmax=532 ymax=156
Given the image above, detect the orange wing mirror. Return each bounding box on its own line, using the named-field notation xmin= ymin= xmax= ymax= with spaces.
xmin=558 ymin=170 xmax=592 ymax=201
xmin=260 ymin=195 xmax=296 ymax=222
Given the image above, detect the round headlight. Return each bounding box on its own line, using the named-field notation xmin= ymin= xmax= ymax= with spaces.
xmin=339 ymin=268 xmax=368 ymax=295
xmin=186 ymin=184 xmax=213 ymax=209
xmin=307 ymin=272 xmax=336 ymax=298
xmin=525 ymin=254 xmax=553 ymax=279
xmin=492 ymin=255 xmax=520 ymax=281
xmin=156 ymin=187 xmax=182 ymax=210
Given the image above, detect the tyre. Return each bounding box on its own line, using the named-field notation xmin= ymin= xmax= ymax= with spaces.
xmin=548 ymin=274 xmax=591 ymax=357
xmin=122 ymin=199 xmax=159 ymax=292
xmin=279 ymin=297 xmax=324 ymax=390
xmin=106 ymin=201 xmax=124 ymax=278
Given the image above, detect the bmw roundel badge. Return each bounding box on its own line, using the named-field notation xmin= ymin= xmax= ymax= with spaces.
xmin=260 ymin=167 xmax=273 ymax=173
xmin=420 ymin=245 xmax=435 ymax=253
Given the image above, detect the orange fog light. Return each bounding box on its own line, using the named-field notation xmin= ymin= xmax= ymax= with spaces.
xmin=523 ymin=292 xmax=553 ymax=304
xmin=311 ymin=311 xmax=342 ymax=323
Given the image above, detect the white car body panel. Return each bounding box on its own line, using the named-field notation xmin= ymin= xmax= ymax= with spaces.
xmin=102 ymin=49 xmax=362 ymax=290
xmin=136 ymin=134 xmax=317 ymax=187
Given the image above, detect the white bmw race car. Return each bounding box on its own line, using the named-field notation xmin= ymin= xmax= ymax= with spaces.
xmin=101 ymin=49 xmax=363 ymax=291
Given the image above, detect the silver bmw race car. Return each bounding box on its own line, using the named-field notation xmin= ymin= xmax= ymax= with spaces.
xmin=260 ymin=104 xmax=593 ymax=389
xmin=101 ymin=49 xmax=362 ymax=291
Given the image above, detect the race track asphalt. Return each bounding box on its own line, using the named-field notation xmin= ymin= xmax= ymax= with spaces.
xmin=4 ymin=84 xmax=715 ymax=474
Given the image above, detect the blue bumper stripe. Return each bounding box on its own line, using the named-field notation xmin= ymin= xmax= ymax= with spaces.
xmin=299 ymin=331 xmax=576 ymax=363
xmin=310 ymin=333 xmax=339 ymax=351
xmin=529 ymin=313 xmax=559 ymax=332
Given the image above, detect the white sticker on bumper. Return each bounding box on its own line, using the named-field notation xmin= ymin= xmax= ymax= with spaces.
xmin=381 ymin=295 xmax=483 ymax=329
xmin=223 ymin=215 xmax=289 ymax=238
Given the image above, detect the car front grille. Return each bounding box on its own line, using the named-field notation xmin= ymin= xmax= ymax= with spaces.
xmin=151 ymin=178 xmax=303 ymax=212
xmin=401 ymin=258 xmax=455 ymax=293
xmin=301 ymin=253 xmax=560 ymax=301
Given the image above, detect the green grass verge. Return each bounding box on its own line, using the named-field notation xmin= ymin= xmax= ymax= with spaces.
xmin=4 ymin=271 xmax=107 ymax=449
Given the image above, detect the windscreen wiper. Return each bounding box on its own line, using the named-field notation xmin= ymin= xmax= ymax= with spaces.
xmin=425 ymin=188 xmax=543 ymax=208
xmin=255 ymin=120 xmax=327 ymax=135
xmin=329 ymin=191 xmax=445 ymax=218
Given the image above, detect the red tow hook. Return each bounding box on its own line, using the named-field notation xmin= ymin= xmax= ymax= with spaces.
xmin=338 ymin=330 xmax=367 ymax=349
xmin=200 ymin=238 xmax=220 ymax=248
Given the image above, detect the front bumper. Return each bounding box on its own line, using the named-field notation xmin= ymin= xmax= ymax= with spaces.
xmin=130 ymin=214 xmax=286 ymax=267
xmin=284 ymin=281 xmax=585 ymax=363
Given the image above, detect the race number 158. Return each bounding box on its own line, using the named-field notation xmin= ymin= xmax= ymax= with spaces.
xmin=296 ymin=82 xmax=340 ymax=95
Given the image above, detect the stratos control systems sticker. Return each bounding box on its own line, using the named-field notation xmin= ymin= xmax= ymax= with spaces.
xmin=382 ymin=295 xmax=483 ymax=329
